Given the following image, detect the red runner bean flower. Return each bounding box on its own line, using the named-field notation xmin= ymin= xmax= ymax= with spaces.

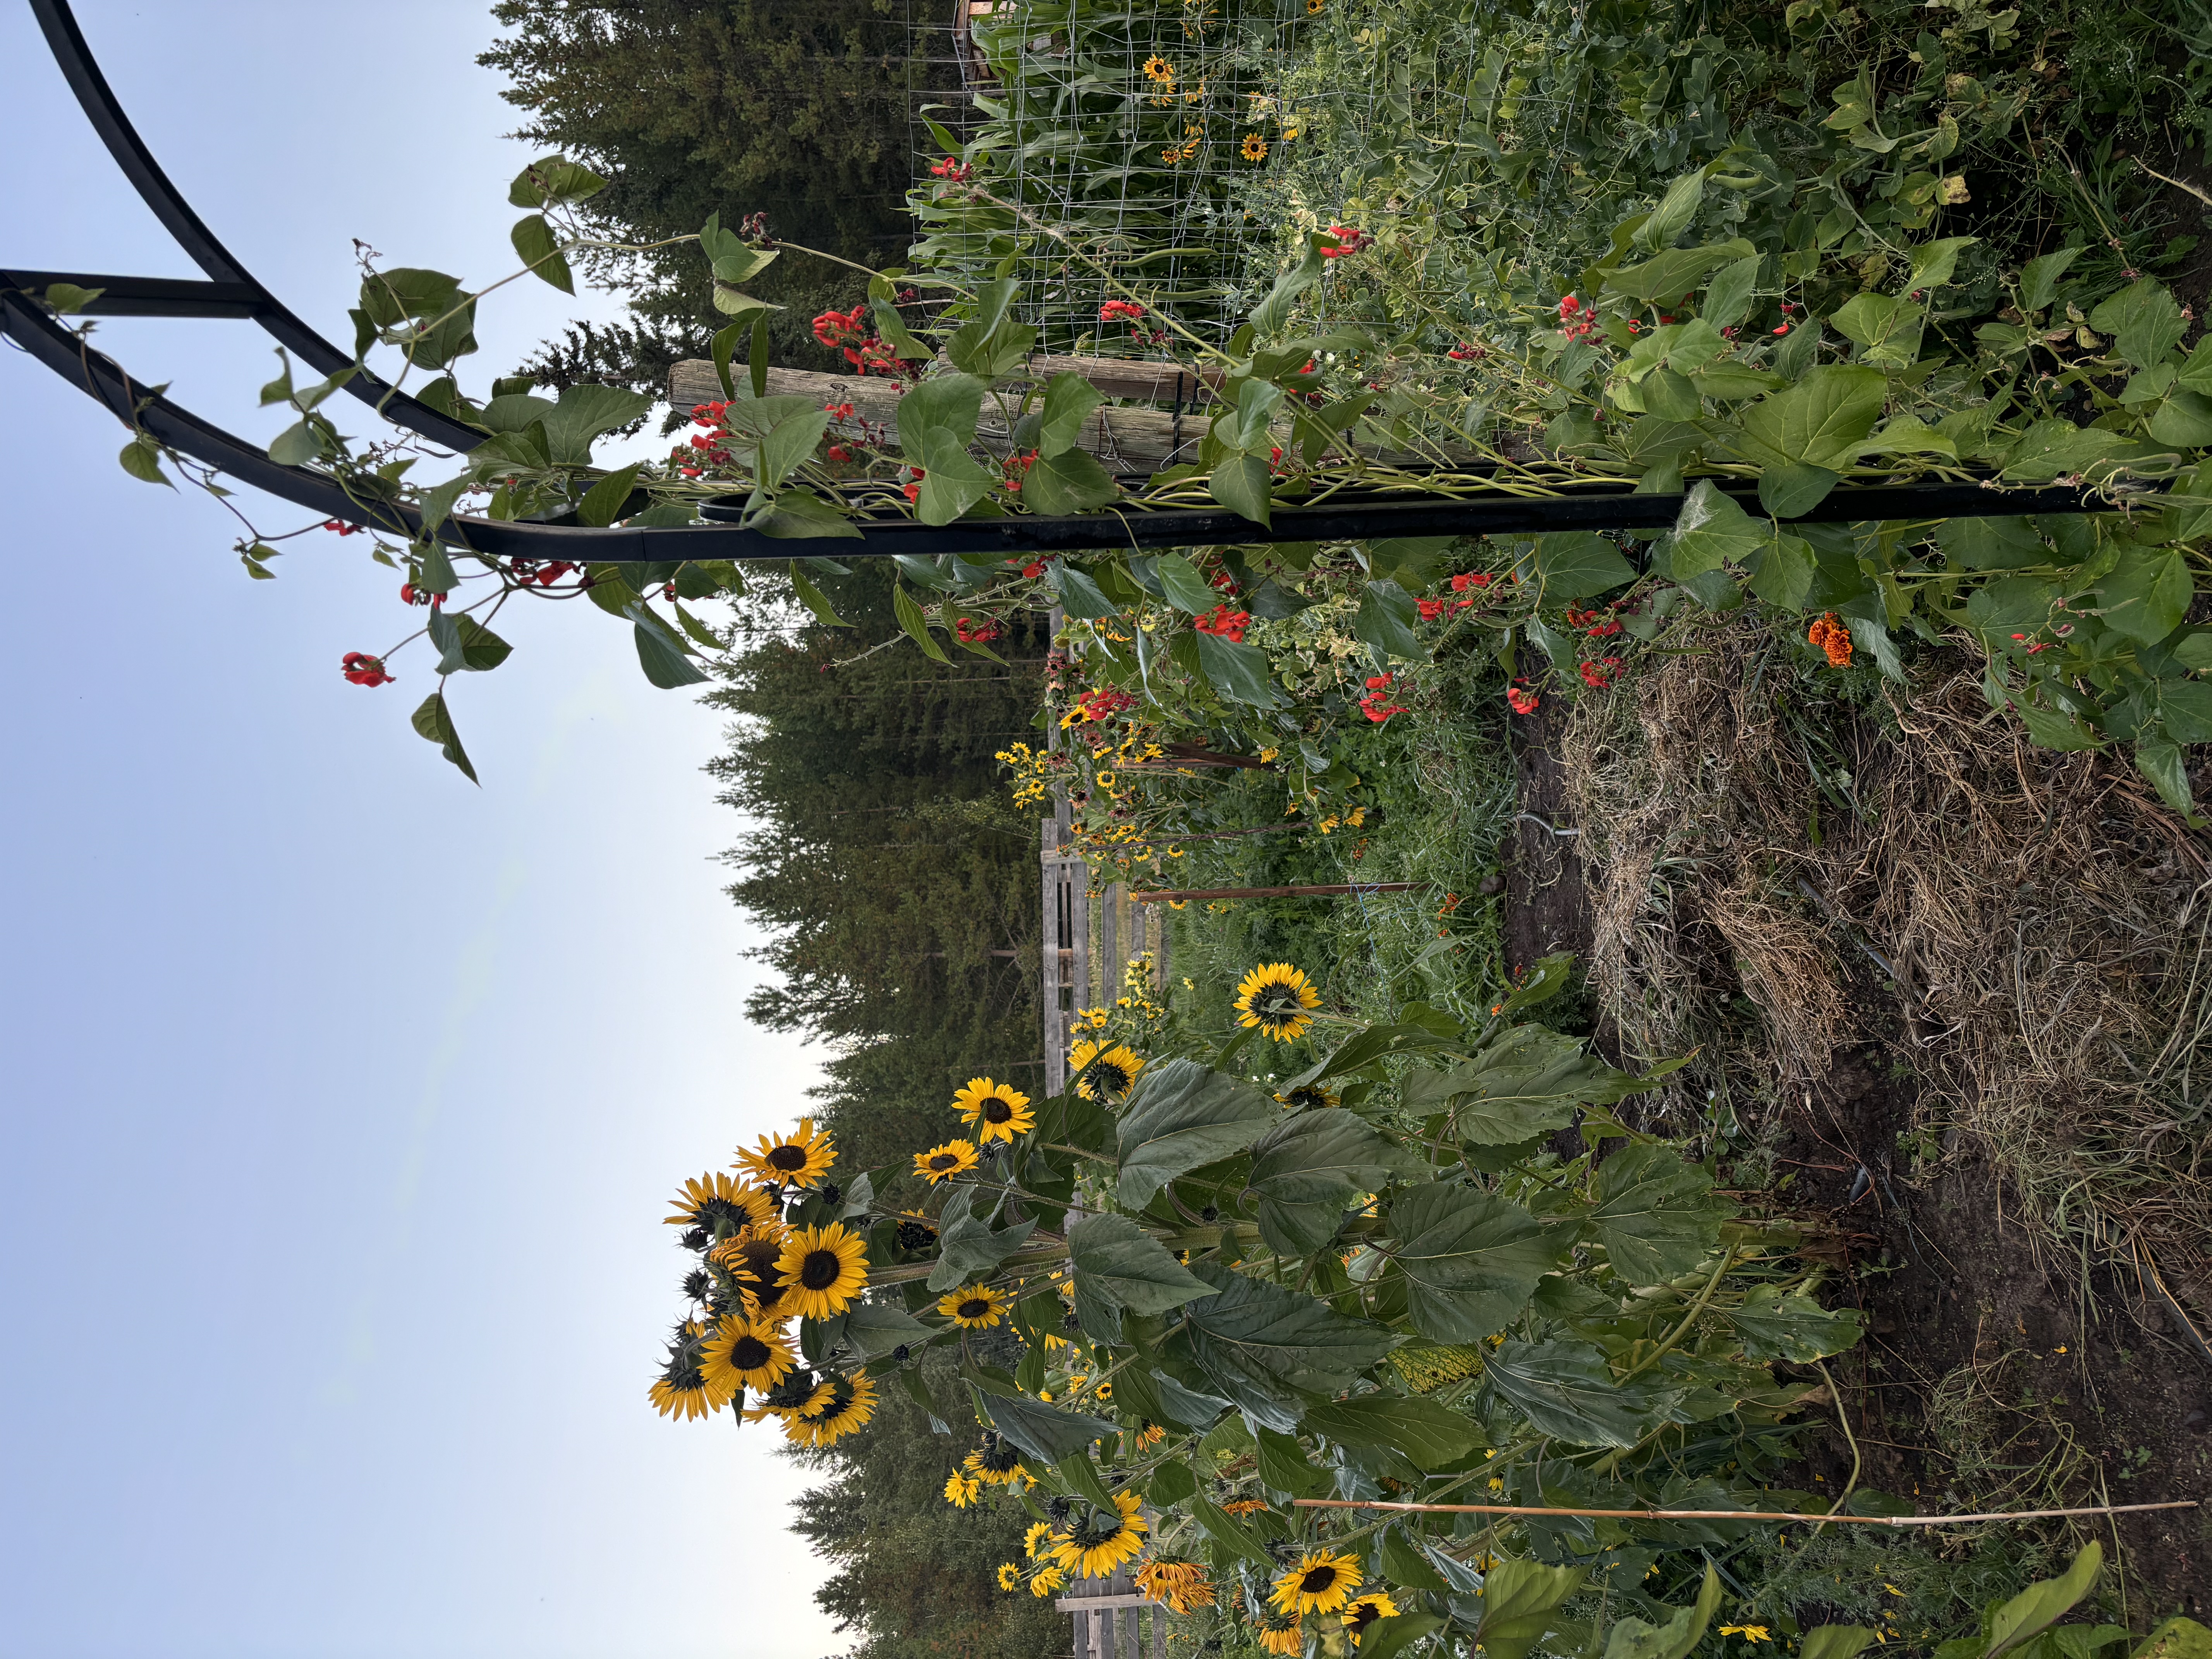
xmin=340 ymin=651 xmax=393 ymax=687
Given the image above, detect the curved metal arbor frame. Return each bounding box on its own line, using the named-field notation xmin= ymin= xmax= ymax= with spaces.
xmin=0 ymin=0 xmax=2113 ymax=563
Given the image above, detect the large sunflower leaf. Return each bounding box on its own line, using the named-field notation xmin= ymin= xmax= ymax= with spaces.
xmin=1248 ymin=1108 xmax=1426 ymax=1256
xmin=1602 ymin=1564 xmax=1722 ymax=1659
xmin=1386 ymin=1180 xmax=1567 ymax=1341
xmin=1179 ymin=1262 xmax=1400 ymax=1432
xmin=927 ymin=1185 xmax=1037 ymax=1292
xmin=970 ymin=1384 xmax=1116 ymax=1465
xmin=1482 ymin=1339 xmax=1680 ymax=1448
xmin=1115 ymin=1059 xmax=1278 ymax=1209
xmin=1476 ymin=1561 xmax=1591 ymax=1659
xmin=1068 ymin=1212 xmax=1212 ymax=1317
xmin=828 ymin=1299 xmax=934 ymax=1362
xmin=1402 ymin=1025 xmax=1675 ymax=1145
xmin=1589 ymin=1142 xmax=1724 ymax=1284
xmin=1301 ymin=1394 xmax=1486 ymax=1469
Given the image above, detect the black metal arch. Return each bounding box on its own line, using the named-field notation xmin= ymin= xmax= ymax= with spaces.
xmin=0 ymin=0 xmax=2123 ymax=562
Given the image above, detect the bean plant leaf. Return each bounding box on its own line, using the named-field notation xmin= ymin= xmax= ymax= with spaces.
xmin=409 ymin=692 xmax=478 ymax=783
xmin=2089 ymin=280 xmax=2187 ymax=368
xmin=2020 ymin=247 xmax=2086 ymax=312
xmin=1983 ymin=1544 xmax=2103 ymax=1659
xmin=1482 ymin=1339 xmax=1678 ymax=1447
xmin=1068 ymin=1212 xmax=1212 ymax=1316
xmin=1664 ymin=481 xmax=1767 ymax=579
xmin=1039 ymin=371 xmax=1106 ymax=456
xmin=1193 ymin=631 xmax=1284 ymax=708
xmin=1356 ymin=580 xmax=1424 ymax=658
xmin=1590 ymin=1142 xmax=1724 ymax=1283
xmin=509 ymin=212 xmax=574 ymax=294
xmin=1736 ymin=365 xmax=1888 ymax=469
xmin=630 ymin=610 xmax=711 ymax=689
xmin=1023 ymin=448 xmax=1118 ymax=515
xmin=1477 ymin=1561 xmax=1591 ymax=1659
xmin=1532 ymin=532 xmax=1636 ymax=598
xmin=1116 ymin=1060 xmax=1278 ymax=1208
xmin=1386 ymin=1180 xmax=1566 ymax=1341
xmin=2097 ymin=549 xmax=2193 ymax=643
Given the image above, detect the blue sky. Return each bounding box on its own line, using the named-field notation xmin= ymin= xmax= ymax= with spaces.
xmin=1 ymin=6 xmax=841 ymax=1656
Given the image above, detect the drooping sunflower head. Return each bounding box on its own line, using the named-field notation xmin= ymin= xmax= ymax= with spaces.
xmin=1023 ymin=1521 xmax=1054 ymax=1559
xmin=647 ymin=1322 xmax=732 ymax=1421
xmin=967 ymin=1436 xmax=1029 ymax=1484
xmin=1135 ymin=1558 xmax=1216 ymax=1614
xmin=913 ymin=1139 xmax=980 ymax=1185
xmin=1345 ymin=1592 xmax=1401 ymax=1643
xmin=1257 ymin=1615 xmax=1305 ymax=1656
xmin=938 ymin=1284 xmax=1010 ymax=1330
xmin=1274 ymin=1082 xmax=1340 ymax=1112
xmin=773 ymin=1222 xmax=869 ymax=1320
xmin=711 ymin=1224 xmax=797 ymax=1321
xmin=952 ymin=1077 xmax=1036 ymax=1144
xmin=1029 ymin=1564 xmax=1067 ymax=1598
xmin=1271 ymin=1548 xmax=1363 ymax=1617
xmin=785 ymin=1371 xmax=876 ymax=1447
xmin=943 ymin=1470 xmax=983 ymax=1508
xmin=751 ymin=1365 xmax=832 ymax=1421
xmin=1069 ymin=1039 xmax=1145 ymax=1102
xmin=1234 ymin=962 xmax=1321 ymax=1042
xmin=996 ymin=1563 xmax=1021 ymax=1592
xmin=700 ymin=1312 xmax=797 ymax=1395
xmin=734 ymin=1117 xmax=835 ymax=1187
xmin=894 ymin=1212 xmax=939 ymax=1251
xmin=1050 ymin=1489 xmax=1149 ymax=1579
xmin=664 ymin=1171 xmax=778 ymax=1239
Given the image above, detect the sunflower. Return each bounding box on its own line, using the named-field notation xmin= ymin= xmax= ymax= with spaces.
xmin=734 ymin=1117 xmax=836 ymax=1187
xmin=1241 ymin=132 xmax=1269 ymax=161
xmin=700 ymin=1312 xmax=797 ymax=1395
xmin=914 ymin=1139 xmax=980 ymax=1185
xmin=747 ymin=1366 xmax=833 ymax=1422
xmin=1272 ymin=1549 xmax=1363 ymax=1617
xmin=895 ymin=1212 xmax=939 ymax=1250
xmin=953 ymin=1077 xmax=1036 ymax=1143
xmin=1136 ymin=1558 xmax=1216 ymax=1614
xmin=648 ymin=1321 xmax=732 ymax=1420
xmin=1142 ymin=53 xmax=1173 ymax=81
xmin=1069 ymin=1039 xmax=1145 ymax=1102
xmin=784 ymin=1372 xmax=876 ymax=1447
xmin=966 ymin=1438 xmax=1030 ymax=1486
xmin=944 ymin=1470 xmax=983 ymax=1508
xmin=996 ymin=1563 xmax=1022 ymax=1592
xmin=939 ymin=1284 xmax=1010 ymax=1329
xmin=1346 ymin=1592 xmax=1401 ymax=1644
xmin=1274 ymin=1082 xmax=1340 ymax=1111
xmin=1050 ymin=1489 xmax=1149 ymax=1578
xmin=664 ymin=1172 xmax=778 ymax=1238
xmin=713 ymin=1224 xmax=799 ymax=1322
xmin=1023 ymin=1521 xmax=1054 ymax=1559
xmin=774 ymin=1222 xmax=870 ymax=1319
xmin=1221 ymin=1498 xmax=1273 ymax=1517
xmin=1029 ymin=1565 xmax=1067 ymax=1597
xmin=1235 ymin=962 xmax=1321 ymax=1042
xmin=1259 ymin=1618 xmax=1305 ymax=1656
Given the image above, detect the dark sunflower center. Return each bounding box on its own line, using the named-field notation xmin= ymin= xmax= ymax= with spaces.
xmin=983 ymin=1096 xmax=1013 ymax=1123
xmin=1255 ymin=986 xmax=1302 ymax=1017
xmin=742 ymin=1242 xmax=780 ymax=1275
xmin=929 ymin=1152 xmax=959 ymax=1170
xmin=732 ymin=1336 xmax=773 ymax=1370
xmin=1299 ymin=1566 xmax=1338 ymax=1594
xmin=1070 ymin=1510 xmax=1123 ymax=1546
xmin=1349 ymin=1605 xmax=1379 ymax=1633
xmin=1094 ymin=1061 xmax=1130 ymax=1094
xmin=752 ymin=1279 xmax=790 ymax=1312
xmin=814 ymin=1394 xmax=852 ymax=1426
xmin=767 ymin=1144 xmax=809 ymax=1171
xmin=957 ymin=1298 xmax=991 ymax=1320
xmin=800 ymin=1248 xmax=843 ymax=1290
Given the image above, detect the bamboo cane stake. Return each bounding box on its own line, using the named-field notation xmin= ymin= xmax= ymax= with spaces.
xmin=1292 ymin=1498 xmax=2199 ymax=1528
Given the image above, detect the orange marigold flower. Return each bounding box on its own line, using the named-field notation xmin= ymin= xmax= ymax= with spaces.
xmin=1808 ymin=614 xmax=1853 ymax=668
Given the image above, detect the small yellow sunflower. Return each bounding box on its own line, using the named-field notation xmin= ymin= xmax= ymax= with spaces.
xmin=944 ymin=1470 xmax=983 ymax=1507
xmin=1346 ymin=1592 xmax=1401 ymax=1644
xmin=938 ymin=1284 xmax=1010 ymax=1329
xmin=965 ymin=1439 xmax=1030 ymax=1486
xmin=1272 ymin=1549 xmax=1363 ymax=1617
xmin=734 ymin=1116 xmax=836 ymax=1187
xmin=996 ymin=1562 xmax=1022 ymax=1592
xmin=953 ymin=1077 xmax=1036 ymax=1143
xmin=745 ymin=1367 xmax=833 ymax=1422
xmin=1069 ymin=1039 xmax=1145 ymax=1101
xmin=1274 ymin=1082 xmax=1340 ymax=1111
xmin=914 ymin=1139 xmax=980 ymax=1185
xmin=1029 ymin=1564 xmax=1067 ymax=1598
xmin=1259 ymin=1618 xmax=1305 ymax=1656
xmin=774 ymin=1222 xmax=869 ymax=1319
xmin=647 ymin=1321 xmax=733 ymax=1420
xmin=1023 ymin=1521 xmax=1054 ymax=1559
xmin=1049 ymin=1489 xmax=1149 ymax=1578
xmin=664 ymin=1171 xmax=778 ymax=1236
xmin=1241 ymin=132 xmax=1269 ymax=161
xmin=700 ymin=1313 xmax=797 ymax=1395
xmin=1142 ymin=53 xmax=1173 ymax=81
xmin=1136 ymin=1558 xmax=1217 ymax=1613
xmin=783 ymin=1372 xmax=876 ymax=1447
xmin=1235 ymin=962 xmax=1321 ymax=1042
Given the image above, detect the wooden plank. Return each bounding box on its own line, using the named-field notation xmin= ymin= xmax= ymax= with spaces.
xmin=1056 ymin=1593 xmax=1167 ymax=1610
